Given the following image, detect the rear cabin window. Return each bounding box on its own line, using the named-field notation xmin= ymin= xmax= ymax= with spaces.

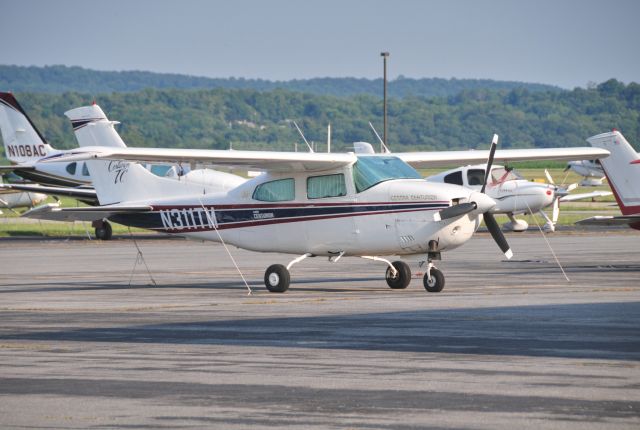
xmin=467 ymin=169 xmax=486 ymax=186
xmin=252 ymin=178 xmax=295 ymax=202
xmin=307 ymin=174 xmax=346 ymax=199
xmin=443 ymin=171 xmax=463 ymax=186
xmin=81 ymin=162 xmax=90 ymax=176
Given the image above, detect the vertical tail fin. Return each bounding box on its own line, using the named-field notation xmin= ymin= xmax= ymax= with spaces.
xmin=0 ymin=92 xmax=54 ymax=164
xmin=65 ymin=104 xmax=203 ymax=205
xmin=587 ymin=131 xmax=640 ymax=215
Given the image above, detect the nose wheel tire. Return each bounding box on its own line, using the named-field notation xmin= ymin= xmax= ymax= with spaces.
xmin=264 ymin=264 xmax=290 ymax=293
xmin=423 ymin=268 xmax=445 ymax=292
xmin=385 ymin=261 xmax=412 ymax=289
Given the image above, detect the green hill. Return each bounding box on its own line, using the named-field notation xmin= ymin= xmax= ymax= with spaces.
xmin=0 ymin=64 xmax=561 ymax=97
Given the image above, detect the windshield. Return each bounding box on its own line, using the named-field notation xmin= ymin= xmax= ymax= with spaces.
xmin=353 ymin=156 xmax=421 ymax=193
xmin=490 ymin=167 xmax=524 ymax=184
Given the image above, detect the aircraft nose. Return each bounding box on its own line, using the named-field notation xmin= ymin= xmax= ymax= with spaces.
xmin=468 ymin=191 xmax=496 ymax=214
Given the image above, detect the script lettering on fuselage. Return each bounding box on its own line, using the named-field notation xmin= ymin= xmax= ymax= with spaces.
xmin=6 ymin=144 xmax=47 ymax=158
xmin=159 ymin=207 xmax=218 ymax=230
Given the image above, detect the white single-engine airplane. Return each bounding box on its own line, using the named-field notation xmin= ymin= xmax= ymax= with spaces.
xmin=26 ymin=103 xmax=608 ymax=293
xmin=577 ymin=130 xmax=640 ymax=230
xmin=426 ymin=164 xmax=611 ymax=232
xmin=0 ymin=175 xmax=47 ymax=214
xmin=565 ymin=159 xmax=605 ymax=186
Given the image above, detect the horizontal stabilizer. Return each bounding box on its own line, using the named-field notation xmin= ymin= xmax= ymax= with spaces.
xmin=0 ymin=164 xmax=35 ymax=172
xmin=576 ymin=215 xmax=640 ymax=226
xmin=0 ymin=183 xmax=97 ymax=203
xmin=559 ymin=191 xmax=613 ymax=202
xmin=23 ymin=203 xmax=151 ymax=222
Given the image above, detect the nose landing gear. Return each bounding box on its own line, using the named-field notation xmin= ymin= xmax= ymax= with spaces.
xmin=422 ymin=240 xmax=445 ymax=292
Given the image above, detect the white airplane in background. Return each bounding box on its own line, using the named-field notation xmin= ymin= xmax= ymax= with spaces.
xmin=25 ymin=103 xmax=608 ymax=293
xmin=426 ymin=164 xmax=611 ymax=232
xmin=0 ymin=175 xmax=47 ymax=214
xmin=577 ymin=130 xmax=640 ymax=230
xmin=0 ymin=92 xmax=246 ymax=239
xmin=565 ymin=159 xmax=605 ymax=186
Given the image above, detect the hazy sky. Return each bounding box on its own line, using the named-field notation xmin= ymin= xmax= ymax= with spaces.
xmin=1 ymin=0 xmax=638 ymax=88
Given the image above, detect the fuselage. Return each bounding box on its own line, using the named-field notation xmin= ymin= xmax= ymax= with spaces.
xmin=110 ymin=157 xmax=485 ymax=256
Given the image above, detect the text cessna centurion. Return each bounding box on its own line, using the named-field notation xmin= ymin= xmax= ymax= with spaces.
xmin=28 ymin=103 xmax=609 ymax=293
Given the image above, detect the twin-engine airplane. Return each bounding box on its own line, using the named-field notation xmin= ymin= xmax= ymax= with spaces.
xmin=577 ymin=130 xmax=640 ymax=230
xmin=0 ymin=92 xmax=246 ymax=238
xmin=25 ymin=103 xmax=608 ymax=293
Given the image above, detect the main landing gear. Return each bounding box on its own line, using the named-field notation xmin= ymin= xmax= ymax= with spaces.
xmin=93 ymin=219 xmax=113 ymax=240
xmin=264 ymin=253 xmax=312 ymax=293
xmin=262 ymin=247 xmax=447 ymax=293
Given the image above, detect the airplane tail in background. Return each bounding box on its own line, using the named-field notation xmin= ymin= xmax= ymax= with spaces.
xmin=65 ymin=104 xmax=206 ymax=205
xmin=587 ymin=130 xmax=640 ymax=215
xmin=0 ymin=92 xmax=54 ymax=164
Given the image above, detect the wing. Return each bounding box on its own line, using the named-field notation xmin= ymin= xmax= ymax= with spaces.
xmin=559 ymin=191 xmax=612 ymax=202
xmin=0 ymin=164 xmax=35 ymax=173
xmin=0 ymin=183 xmax=98 ymax=203
xmin=41 ymin=147 xmax=357 ymax=172
xmin=396 ymin=147 xmax=610 ymax=168
xmin=576 ymin=215 xmax=640 ymax=226
xmin=23 ymin=203 xmax=151 ymax=222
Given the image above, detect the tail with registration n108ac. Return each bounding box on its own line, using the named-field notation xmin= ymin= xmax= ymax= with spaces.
xmin=0 ymin=92 xmax=54 ymax=164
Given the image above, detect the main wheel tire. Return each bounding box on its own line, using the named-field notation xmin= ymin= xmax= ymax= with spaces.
xmin=264 ymin=264 xmax=290 ymax=293
xmin=423 ymin=268 xmax=445 ymax=292
xmin=95 ymin=221 xmax=113 ymax=240
xmin=385 ymin=261 xmax=412 ymax=289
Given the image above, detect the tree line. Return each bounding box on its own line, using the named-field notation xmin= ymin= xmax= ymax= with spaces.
xmin=1 ymin=79 xmax=638 ymax=160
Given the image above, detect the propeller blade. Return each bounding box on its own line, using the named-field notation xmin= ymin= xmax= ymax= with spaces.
xmin=433 ymin=202 xmax=477 ymax=222
xmin=480 ymin=134 xmax=499 ymax=194
xmin=544 ymin=169 xmax=555 ymax=185
xmin=483 ymin=212 xmax=513 ymax=259
xmin=552 ymin=197 xmax=560 ymax=224
xmin=563 ymin=164 xmax=571 ymax=172
xmin=567 ymin=183 xmax=578 ymax=192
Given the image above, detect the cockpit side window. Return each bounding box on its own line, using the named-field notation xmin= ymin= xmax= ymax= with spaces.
xmin=252 ymin=178 xmax=295 ymax=202
xmin=443 ymin=171 xmax=463 ymax=186
xmin=467 ymin=169 xmax=486 ymax=186
xmin=65 ymin=162 xmax=77 ymax=175
xmin=81 ymin=162 xmax=90 ymax=176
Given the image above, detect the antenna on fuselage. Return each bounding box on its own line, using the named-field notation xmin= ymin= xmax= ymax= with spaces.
xmin=369 ymin=122 xmax=391 ymax=153
xmin=293 ymin=121 xmax=314 ymax=153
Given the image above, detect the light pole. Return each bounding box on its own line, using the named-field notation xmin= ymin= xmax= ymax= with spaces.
xmin=380 ymin=52 xmax=389 ymax=152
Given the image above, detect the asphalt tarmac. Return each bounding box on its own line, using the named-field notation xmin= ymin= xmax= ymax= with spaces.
xmin=0 ymin=230 xmax=639 ymax=429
